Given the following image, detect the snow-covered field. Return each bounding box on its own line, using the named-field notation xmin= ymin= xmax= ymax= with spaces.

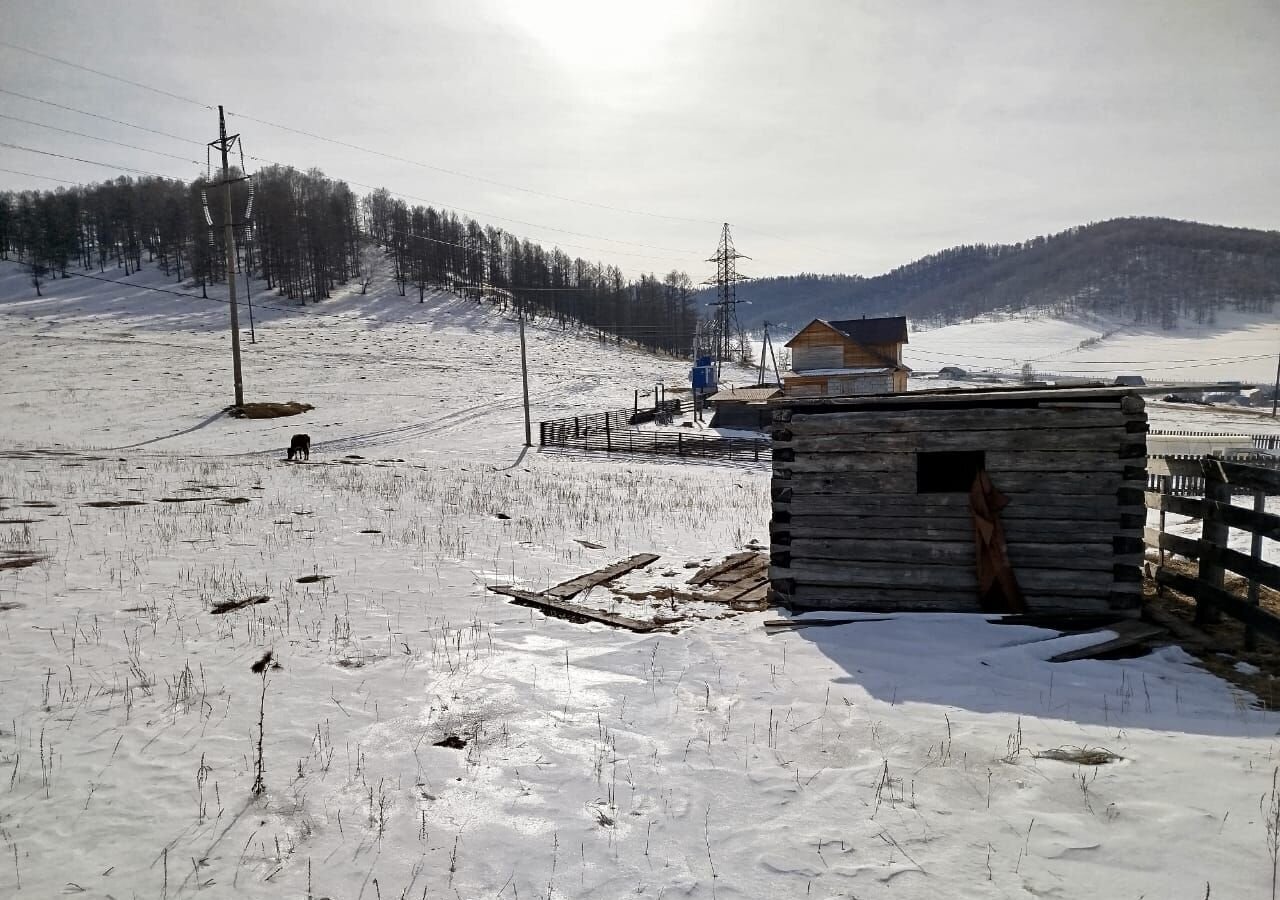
xmin=2 ymin=261 xmax=1280 ymax=899
xmin=904 ymin=310 xmax=1279 ymax=386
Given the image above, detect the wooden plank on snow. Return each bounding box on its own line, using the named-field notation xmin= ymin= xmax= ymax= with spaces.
xmin=546 ymin=553 xmax=661 ymax=598
xmin=687 ymin=551 xmax=756 ymax=586
xmin=487 ymin=585 xmax=661 ymax=633
xmin=708 ymin=573 xmax=769 ymax=604
xmin=1047 ymin=620 xmax=1168 ymax=663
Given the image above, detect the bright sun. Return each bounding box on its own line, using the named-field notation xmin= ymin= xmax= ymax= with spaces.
xmin=501 ymin=0 xmax=702 ymax=68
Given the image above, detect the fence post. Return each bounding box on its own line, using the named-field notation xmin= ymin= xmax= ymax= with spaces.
xmin=1157 ymin=474 xmax=1169 ymax=582
xmin=1245 ymin=488 xmax=1265 ymax=650
xmin=605 ymin=415 xmax=611 ymax=452
xmin=575 ymin=416 xmax=580 ymax=440
xmin=1196 ymin=460 xmax=1229 ymax=625
xmin=677 ymin=432 xmax=683 ymax=457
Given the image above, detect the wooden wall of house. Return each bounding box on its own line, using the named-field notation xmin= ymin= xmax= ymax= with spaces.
xmin=789 ymin=323 xmax=902 ymax=369
xmin=769 ymin=393 xmax=1147 ymax=615
xmin=783 ymin=370 xmax=908 ymax=397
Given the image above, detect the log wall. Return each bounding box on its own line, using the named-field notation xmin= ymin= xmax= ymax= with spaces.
xmin=769 ymin=393 xmax=1148 ymax=615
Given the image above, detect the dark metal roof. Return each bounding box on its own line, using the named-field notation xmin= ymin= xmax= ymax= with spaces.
xmin=825 ymin=316 xmax=909 ymax=346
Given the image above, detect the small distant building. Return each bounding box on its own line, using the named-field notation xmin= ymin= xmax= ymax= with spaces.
xmin=782 ymin=317 xmax=910 ymax=397
xmin=1113 ymin=375 xmax=1146 ymax=387
xmin=938 ymin=366 xmax=969 ymax=379
xmin=706 ymin=385 xmax=781 ymax=430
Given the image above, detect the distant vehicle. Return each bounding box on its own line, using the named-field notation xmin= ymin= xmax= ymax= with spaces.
xmin=1113 ymin=374 xmax=1146 ymax=386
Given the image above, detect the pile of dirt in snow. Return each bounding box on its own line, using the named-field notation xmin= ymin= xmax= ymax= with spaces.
xmin=226 ymin=401 xmax=314 ymax=419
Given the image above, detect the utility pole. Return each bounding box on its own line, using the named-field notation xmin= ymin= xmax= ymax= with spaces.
xmin=518 ymin=297 xmax=532 ymax=446
xmin=210 ymin=106 xmax=244 ymax=407
xmin=758 ymin=321 xmax=782 ymax=386
xmin=1272 ymin=350 xmax=1279 ymax=417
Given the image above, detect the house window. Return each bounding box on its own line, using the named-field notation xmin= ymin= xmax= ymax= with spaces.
xmin=916 ymin=450 xmax=985 ymax=493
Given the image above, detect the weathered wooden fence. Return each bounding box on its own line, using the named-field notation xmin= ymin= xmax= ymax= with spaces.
xmin=1149 ymin=430 xmax=1280 ymax=451
xmin=539 ymin=399 xmax=683 ymax=445
xmin=1146 ymin=430 xmax=1279 ymax=495
xmin=539 ymin=400 xmax=770 ymax=462
xmin=1145 ymin=456 xmax=1280 ymax=649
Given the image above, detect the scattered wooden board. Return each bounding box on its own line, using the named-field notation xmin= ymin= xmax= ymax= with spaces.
xmin=687 ymin=552 xmax=755 ymax=586
xmin=488 ymin=585 xmax=660 ymax=633
xmin=764 ymin=617 xmax=894 ymax=631
xmin=210 ymin=595 xmax=271 ymax=615
xmin=546 ymin=553 xmax=660 ymax=599
xmin=708 ymin=573 xmax=769 ymax=604
xmin=708 ymin=557 xmax=768 ymax=586
xmin=1047 ymin=620 xmax=1168 ymax=663
xmin=1141 ymin=605 xmax=1232 ymax=653
xmin=729 ymin=583 xmax=770 ymax=611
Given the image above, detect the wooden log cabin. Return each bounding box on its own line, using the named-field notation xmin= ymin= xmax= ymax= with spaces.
xmin=769 ymin=386 xmax=1149 ymax=615
xmin=783 ymin=317 xmax=911 ymax=397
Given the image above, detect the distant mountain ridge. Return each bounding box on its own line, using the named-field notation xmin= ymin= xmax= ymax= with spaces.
xmin=723 ymin=217 xmax=1279 ymax=331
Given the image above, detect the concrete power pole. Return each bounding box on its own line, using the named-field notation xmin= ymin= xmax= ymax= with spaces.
xmin=210 ymin=105 xmax=244 ymax=408
xmin=1273 ymin=350 xmax=1279 ymax=418
xmin=518 ymin=298 xmax=532 ymax=446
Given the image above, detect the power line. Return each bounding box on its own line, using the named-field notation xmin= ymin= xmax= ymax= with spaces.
xmin=0 ymin=85 xmax=706 ymax=263
xmin=0 ymin=141 xmax=184 ymax=180
xmin=372 ymin=221 xmax=697 ymax=265
xmin=0 ymin=40 xmax=213 ymax=110
xmin=0 ymin=166 xmax=79 ymax=184
xmin=0 ymin=88 xmax=206 ymax=147
xmin=0 ymin=112 xmax=203 ymax=165
xmin=229 ymin=109 xmax=718 ymax=227
xmin=0 ymin=39 xmax=714 ymax=228
xmin=907 ymin=346 xmax=1275 ymax=366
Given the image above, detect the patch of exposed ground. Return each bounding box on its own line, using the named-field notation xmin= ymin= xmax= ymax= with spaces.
xmin=1145 ymin=556 xmax=1280 ymax=708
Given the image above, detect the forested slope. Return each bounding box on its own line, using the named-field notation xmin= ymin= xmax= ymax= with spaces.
xmin=730 ymin=218 xmax=1280 ymax=330
xmin=0 ymin=168 xmax=698 ymax=356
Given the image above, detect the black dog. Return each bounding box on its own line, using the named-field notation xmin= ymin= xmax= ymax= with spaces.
xmin=288 ymin=433 xmax=311 ymax=461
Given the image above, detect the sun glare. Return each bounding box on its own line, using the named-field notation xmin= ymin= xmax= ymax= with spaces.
xmin=502 ymin=0 xmax=701 ymax=68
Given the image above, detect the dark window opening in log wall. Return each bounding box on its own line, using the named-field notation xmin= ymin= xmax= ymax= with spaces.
xmin=917 ymin=450 xmax=986 ymax=493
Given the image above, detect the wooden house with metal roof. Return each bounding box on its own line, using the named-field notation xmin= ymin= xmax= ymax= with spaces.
xmin=783 ymin=316 xmax=911 ymax=398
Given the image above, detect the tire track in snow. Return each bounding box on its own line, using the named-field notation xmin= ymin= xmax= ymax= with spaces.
xmin=306 ymin=385 xmax=560 ymax=454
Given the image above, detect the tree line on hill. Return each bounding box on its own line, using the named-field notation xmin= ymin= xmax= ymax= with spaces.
xmin=727 ymin=218 xmax=1279 ymax=331
xmin=0 ymin=169 xmax=698 ymax=357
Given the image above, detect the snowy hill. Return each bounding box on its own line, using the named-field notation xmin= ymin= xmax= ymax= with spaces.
xmin=726 ymin=217 xmax=1280 ymax=330
xmin=0 ymin=261 xmax=697 ymax=453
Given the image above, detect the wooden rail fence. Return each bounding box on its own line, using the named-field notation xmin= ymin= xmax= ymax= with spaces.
xmin=1146 ymin=431 xmax=1279 ymax=495
xmin=1145 ymin=456 xmax=1280 ymax=649
xmin=539 ymin=400 xmax=770 ymax=462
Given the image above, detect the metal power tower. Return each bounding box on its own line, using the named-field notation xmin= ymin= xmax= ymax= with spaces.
xmin=702 ymin=223 xmax=750 ymax=376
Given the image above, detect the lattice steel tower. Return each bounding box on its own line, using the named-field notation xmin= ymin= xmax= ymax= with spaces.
xmin=702 ymin=223 xmax=751 ymax=376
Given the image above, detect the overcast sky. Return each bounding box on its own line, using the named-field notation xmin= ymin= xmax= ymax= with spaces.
xmin=1 ymin=0 xmax=1277 ymax=279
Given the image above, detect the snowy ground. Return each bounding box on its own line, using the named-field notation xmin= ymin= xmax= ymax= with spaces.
xmin=903 ymin=309 xmax=1280 ymax=386
xmin=2 ymin=261 xmax=1280 ymax=899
